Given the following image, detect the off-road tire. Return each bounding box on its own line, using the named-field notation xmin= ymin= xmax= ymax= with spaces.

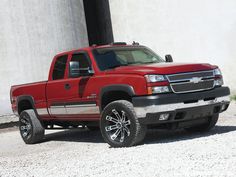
xmin=100 ymin=100 xmax=147 ymax=147
xmin=19 ymin=109 xmax=45 ymax=144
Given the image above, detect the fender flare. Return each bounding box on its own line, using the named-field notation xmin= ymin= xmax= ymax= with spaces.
xmin=99 ymin=84 xmax=135 ymax=110
xmin=16 ymin=95 xmax=37 ymax=115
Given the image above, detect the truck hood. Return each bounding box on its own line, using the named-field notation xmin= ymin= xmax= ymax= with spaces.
xmin=105 ymin=63 xmax=217 ymax=75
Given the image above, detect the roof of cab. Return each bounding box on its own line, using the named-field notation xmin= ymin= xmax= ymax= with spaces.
xmin=55 ymin=42 xmax=141 ymax=56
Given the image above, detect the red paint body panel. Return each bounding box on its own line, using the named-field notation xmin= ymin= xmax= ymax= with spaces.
xmin=105 ymin=63 xmax=216 ymax=75
xmin=11 ymin=81 xmax=47 ymax=112
xmin=10 ymin=44 xmax=218 ymax=122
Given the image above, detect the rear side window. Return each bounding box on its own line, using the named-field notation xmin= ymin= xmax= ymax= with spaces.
xmin=52 ymin=55 xmax=68 ymax=80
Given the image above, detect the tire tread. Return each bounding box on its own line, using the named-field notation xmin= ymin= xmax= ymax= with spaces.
xmin=20 ymin=109 xmax=45 ymax=144
xmin=100 ymin=100 xmax=146 ymax=147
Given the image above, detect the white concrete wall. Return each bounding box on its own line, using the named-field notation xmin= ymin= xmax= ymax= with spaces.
xmin=0 ymin=0 xmax=88 ymax=115
xmin=109 ymin=0 xmax=236 ymax=93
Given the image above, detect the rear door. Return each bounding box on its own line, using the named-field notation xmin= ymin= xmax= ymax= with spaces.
xmin=46 ymin=54 xmax=70 ymax=117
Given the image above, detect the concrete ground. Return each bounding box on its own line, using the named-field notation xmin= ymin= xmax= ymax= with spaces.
xmin=0 ymin=114 xmax=18 ymax=130
xmin=0 ymin=102 xmax=236 ymax=177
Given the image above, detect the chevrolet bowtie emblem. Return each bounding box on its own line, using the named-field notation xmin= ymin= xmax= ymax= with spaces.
xmin=190 ymin=77 xmax=202 ymax=84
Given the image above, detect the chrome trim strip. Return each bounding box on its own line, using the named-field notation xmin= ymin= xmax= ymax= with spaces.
xmin=50 ymin=106 xmax=64 ymax=108
xmin=65 ymin=104 xmax=96 ymax=108
xmin=49 ymin=104 xmax=100 ymax=115
xmin=134 ymin=95 xmax=230 ymax=118
xmin=66 ymin=106 xmax=100 ymax=114
xmin=168 ymin=76 xmax=214 ymax=83
xmin=167 ymin=70 xmax=214 ymax=83
xmin=49 ymin=106 xmax=66 ymax=115
xmin=36 ymin=108 xmax=49 ymax=115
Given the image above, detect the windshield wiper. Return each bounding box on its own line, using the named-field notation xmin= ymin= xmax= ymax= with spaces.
xmin=127 ymin=61 xmax=156 ymax=65
xmin=107 ymin=64 xmax=128 ymax=69
xmin=143 ymin=61 xmax=157 ymax=64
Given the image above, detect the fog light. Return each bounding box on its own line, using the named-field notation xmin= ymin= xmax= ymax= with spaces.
xmin=221 ymin=104 xmax=226 ymax=111
xmin=214 ymin=79 xmax=223 ymax=86
xmin=159 ymin=113 xmax=170 ymax=121
xmin=152 ymin=86 xmax=170 ymax=94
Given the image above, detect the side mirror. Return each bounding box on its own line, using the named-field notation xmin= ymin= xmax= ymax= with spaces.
xmin=165 ymin=54 xmax=173 ymax=62
xmin=69 ymin=61 xmax=94 ymax=78
xmin=69 ymin=61 xmax=80 ymax=78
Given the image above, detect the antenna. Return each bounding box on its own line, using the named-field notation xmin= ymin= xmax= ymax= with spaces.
xmin=132 ymin=41 xmax=139 ymax=45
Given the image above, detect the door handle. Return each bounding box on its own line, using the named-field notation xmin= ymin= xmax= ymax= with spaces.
xmin=64 ymin=83 xmax=71 ymax=90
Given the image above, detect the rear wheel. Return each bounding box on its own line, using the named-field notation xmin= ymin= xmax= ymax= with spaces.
xmin=185 ymin=114 xmax=219 ymax=132
xmin=19 ymin=109 xmax=45 ymax=144
xmin=100 ymin=100 xmax=146 ymax=147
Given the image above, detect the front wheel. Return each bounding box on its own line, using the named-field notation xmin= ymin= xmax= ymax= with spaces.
xmin=185 ymin=114 xmax=219 ymax=133
xmin=100 ymin=100 xmax=146 ymax=147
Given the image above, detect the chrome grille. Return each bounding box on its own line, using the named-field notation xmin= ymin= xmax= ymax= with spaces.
xmin=167 ymin=70 xmax=215 ymax=93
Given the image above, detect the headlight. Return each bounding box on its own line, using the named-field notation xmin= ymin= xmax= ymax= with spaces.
xmin=214 ymin=68 xmax=222 ymax=76
xmin=214 ymin=68 xmax=223 ymax=86
xmin=145 ymin=75 xmax=166 ymax=82
xmin=214 ymin=79 xmax=224 ymax=86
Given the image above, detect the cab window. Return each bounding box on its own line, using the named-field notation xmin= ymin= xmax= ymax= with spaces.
xmin=52 ymin=55 xmax=68 ymax=80
xmin=69 ymin=53 xmax=93 ymax=77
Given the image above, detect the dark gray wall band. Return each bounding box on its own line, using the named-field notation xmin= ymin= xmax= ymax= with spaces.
xmin=83 ymin=0 xmax=114 ymax=45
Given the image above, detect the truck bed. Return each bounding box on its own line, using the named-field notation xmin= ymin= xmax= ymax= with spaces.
xmin=10 ymin=81 xmax=48 ymax=113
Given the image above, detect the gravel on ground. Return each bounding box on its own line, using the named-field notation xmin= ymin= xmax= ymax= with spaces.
xmin=0 ymin=102 xmax=236 ymax=177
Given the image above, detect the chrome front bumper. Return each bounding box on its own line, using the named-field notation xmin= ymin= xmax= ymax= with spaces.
xmin=134 ymin=95 xmax=230 ymax=118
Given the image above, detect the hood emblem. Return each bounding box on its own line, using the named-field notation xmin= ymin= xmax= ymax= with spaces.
xmin=190 ymin=77 xmax=202 ymax=84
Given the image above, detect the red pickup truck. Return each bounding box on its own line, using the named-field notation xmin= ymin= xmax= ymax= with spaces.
xmin=10 ymin=42 xmax=230 ymax=147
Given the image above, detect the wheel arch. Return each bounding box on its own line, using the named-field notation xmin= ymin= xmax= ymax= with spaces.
xmin=17 ymin=95 xmax=37 ymax=115
xmin=100 ymin=84 xmax=135 ymax=111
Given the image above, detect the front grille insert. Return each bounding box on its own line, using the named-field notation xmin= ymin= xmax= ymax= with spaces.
xmin=167 ymin=70 xmax=214 ymax=83
xmin=170 ymin=79 xmax=214 ymax=93
xmin=167 ymin=70 xmax=215 ymax=93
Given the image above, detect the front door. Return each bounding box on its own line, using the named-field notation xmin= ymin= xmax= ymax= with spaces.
xmin=64 ymin=52 xmax=99 ymax=119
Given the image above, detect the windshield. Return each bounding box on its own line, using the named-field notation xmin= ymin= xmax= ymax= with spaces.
xmin=93 ymin=46 xmax=164 ymax=71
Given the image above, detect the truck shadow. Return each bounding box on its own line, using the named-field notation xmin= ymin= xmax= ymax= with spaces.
xmin=44 ymin=128 xmax=104 ymax=143
xmin=144 ymin=125 xmax=236 ymax=144
xmin=43 ymin=125 xmax=236 ymax=145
